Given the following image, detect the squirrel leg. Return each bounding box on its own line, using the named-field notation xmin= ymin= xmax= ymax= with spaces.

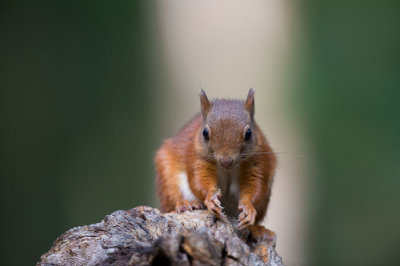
xmin=248 ymin=225 xmax=277 ymax=247
xmin=187 ymin=159 xmax=223 ymax=218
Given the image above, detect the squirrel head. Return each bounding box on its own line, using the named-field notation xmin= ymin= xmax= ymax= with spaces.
xmin=198 ymin=89 xmax=256 ymax=169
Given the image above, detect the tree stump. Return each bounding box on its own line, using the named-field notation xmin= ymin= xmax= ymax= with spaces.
xmin=38 ymin=206 xmax=283 ymax=265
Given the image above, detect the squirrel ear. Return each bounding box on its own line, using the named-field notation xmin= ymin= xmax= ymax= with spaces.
xmin=199 ymin=89 xmax=211 ymax=117
xmin=245 ymin=88 xmax=255 ymax=118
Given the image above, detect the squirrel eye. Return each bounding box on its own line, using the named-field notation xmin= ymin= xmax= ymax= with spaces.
xmin=203 ymin=128 xmax=210 ymax=141
xmin=244 ymin=128 xmax=252 ymax=141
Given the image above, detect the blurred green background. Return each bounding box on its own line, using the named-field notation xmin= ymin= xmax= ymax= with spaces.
xmin=0 ymin=1 xmax=399 ymax=265
xmin=301 ymin=1 xmax=400 ymax=265
xmin=0 ymin=1 xmax=157 ymax=264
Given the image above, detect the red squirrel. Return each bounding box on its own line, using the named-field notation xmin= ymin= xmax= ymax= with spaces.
xmin=155 ymin=89 xmax=276 ymax=243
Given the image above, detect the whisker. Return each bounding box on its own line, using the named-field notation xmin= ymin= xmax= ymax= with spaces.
xmin=185 ymin=151 xmax=311 ymax=160
xmin=241 ymin=150 xmax=311 ymax=157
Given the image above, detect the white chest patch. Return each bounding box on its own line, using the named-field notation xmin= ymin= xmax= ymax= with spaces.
xmin=178 ymin=171 xmax=197 ymax=202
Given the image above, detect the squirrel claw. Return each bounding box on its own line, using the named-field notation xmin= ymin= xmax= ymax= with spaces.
xmin=205 ymin=189 xmax=224 ymax=218
xmin=175 ymin=200 xmax=204 ymax=213
xmin=237 ymin=202 xmax=256 ymax=229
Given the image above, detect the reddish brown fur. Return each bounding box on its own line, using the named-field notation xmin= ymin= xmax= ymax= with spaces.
xmin=155 ymin=90 xmax=276 ymax=237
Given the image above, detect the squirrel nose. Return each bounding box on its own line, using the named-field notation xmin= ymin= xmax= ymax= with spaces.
xmin=219 ymin=156 xmax=234 ymax=169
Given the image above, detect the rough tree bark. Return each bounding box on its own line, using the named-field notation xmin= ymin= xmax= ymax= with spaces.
xmin=38 ymin=206 xmax=283 ymax=265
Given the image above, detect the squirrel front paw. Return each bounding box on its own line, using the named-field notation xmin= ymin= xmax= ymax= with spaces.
xmin=238 ymin=201 xmax=257 ymax=229
xmin=204 ymin=189 xmax=224 ymax=218
xmin=175 ymin=200 xmax=204 ymax=213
